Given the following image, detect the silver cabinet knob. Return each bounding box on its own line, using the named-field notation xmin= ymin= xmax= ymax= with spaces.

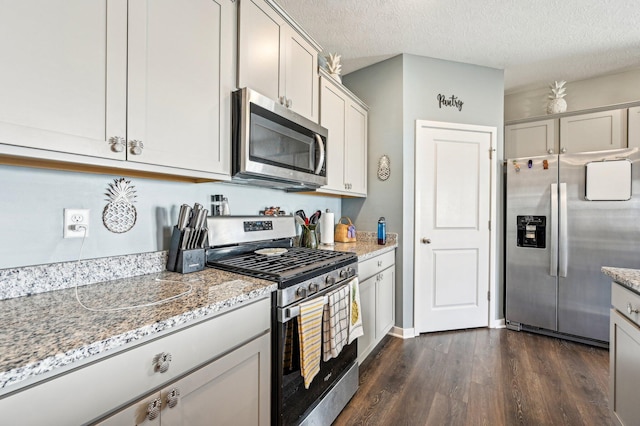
xmin=279 ymin=96 xmax=286 ymax=105
xmin=560 ymin=147 xmax=567 ymax=154
xmin=547 ymin=148 xmax=554 ymax=154
xmin=421 ymin=237 xmax=431 ymax=244
xmin=166 ymin=388 xmax=180 ymax=409
xmin=628 ymin=303 xmax=639 ymax=315
xmin=109 ymin=136 xmax=125 ymax=152
xmin=129 ymin=140 xmax=144 ymax=155
xmin=146 ymin=398 xmax=162 ymax=421
xmin=153 ymin=352 xmax=172 ymax=373
xmin=286 ymin=98 xmax=292 ymax=108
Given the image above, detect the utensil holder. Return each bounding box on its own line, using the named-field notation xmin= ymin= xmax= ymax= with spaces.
xmin=300 ymin=224 xmax=318 ymax=249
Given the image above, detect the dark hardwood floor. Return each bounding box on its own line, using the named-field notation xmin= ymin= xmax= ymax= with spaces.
xmin=334 ymin=328 xmax=611 ymax=426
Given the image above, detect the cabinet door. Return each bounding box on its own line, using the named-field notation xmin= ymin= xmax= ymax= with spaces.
xmin=283 ymin=29 xmax=319 ymax=122
xmin=237 ymin=0 xmax=283 ymax=103
xmin=610 ymin=309 xmax=640 ymax=426
xmin=127 ymin=0 xmax=233 ymax=173
xmin=504 ymin=119 xmax=557 ymax=159
xmin=357 ymin=276 xmax=376 ymax=364
xmin=375 ymin=268 xmax=395 ymax=340
xmin=161 ymin=333 xmax=270 ymax=426
xmin=345 ymin=102 xmax=368 ymax=195
xmin=628 ymin=106 xmax=640 ymax=149
xmin=0 ymin=0 xmax=127 ymax=159
xmin=560 ymin=109 xmax=627 ymax=153
xmin=319 ymin=77 xmax=346 ymax=192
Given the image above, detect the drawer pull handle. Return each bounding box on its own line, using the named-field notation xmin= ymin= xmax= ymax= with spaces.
xmin=166 ymin=388 xmax=181 ymax=409
xmin=628 ymin=303 xmax=639 ymax=315
xmin=377 ymin=260 xmax=382 ymax=267
xmin=146 ymin=398 xmax=161 ymax=421
xmin=153 ymin=352 xmax=172 ymax=373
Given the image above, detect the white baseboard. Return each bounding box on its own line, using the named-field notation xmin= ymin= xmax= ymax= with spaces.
xmin=388 ymin=326 xmax=416 ymax=339
xmin=491 ymin=318 xmax=506 ymax=329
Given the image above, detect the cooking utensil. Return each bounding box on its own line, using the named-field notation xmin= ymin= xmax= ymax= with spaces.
xmin=295 ymin=209 xmax=306 ymax=222
xmin=309 ymin=210 xmax=321 ymax=225
xmin=294 ymin=215 xmax=307 ymax=227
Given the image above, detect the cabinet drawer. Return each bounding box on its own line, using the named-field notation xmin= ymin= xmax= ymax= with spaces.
xmin=0 ymin=297 xmax=271 ymax=425
xmin=611 ymin=282 xmax=640 ymax=327
xmin=359 ymin=250 xmax=395 ymax=282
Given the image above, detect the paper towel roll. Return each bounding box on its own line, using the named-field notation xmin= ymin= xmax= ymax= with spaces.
xmin=320 ymin=211 xmax=335 ymax=245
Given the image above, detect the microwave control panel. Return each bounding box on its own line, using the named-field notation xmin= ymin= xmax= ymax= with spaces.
xmin=516 ymin=216 xmax=546 ymax=249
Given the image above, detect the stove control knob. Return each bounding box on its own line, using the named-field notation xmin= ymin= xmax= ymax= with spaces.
xmin=296 ymin=286 xmax=308 ymax=298
xmin=309 ymin=283 xmax=319 ymax=293
xmin=339 ymin=269 xmax=348 ymax=279
xmin=326 ymin=275 xmax=336 ymax=286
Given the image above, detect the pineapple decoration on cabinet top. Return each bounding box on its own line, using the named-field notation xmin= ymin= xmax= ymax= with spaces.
xmin=547 ymin=80 xmax=567 ymax=114
xmin=103 ymin=178 xmax=138 ymax=233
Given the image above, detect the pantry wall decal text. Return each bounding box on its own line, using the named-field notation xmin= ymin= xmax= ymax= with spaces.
xmin=437 ymin=94 xmax=464 ymax=111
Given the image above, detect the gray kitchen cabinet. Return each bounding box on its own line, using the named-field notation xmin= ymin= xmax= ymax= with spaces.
xmin=96 ymin=332 xmax=270 ymax=426
xmin=0 ymin=297 xmax=271 ymax=425
xmin=238 ymin=0 xmax=321 ymax=122
xmin=357 ymin=250 xmax=395 ymax=364
xmin=628 ymin=106 xmax=640 ymax=149
xmin=318 ymin=71 xmax=368 ymax=197
xmin=609 ymin=283 xmax=640 ymax=426
xmin=504 ymin=119 xmax=558 ymax=159
xmin=560 ymin=109 xmax=627 ymax=153
xmin=0 ymin=0 xmax=234 ymax=179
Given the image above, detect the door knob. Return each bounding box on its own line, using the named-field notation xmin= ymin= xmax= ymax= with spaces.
xmin=421 ymin=237 xmax=431 ymax=244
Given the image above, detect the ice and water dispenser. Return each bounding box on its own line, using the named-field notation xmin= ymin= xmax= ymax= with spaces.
xmin=516 ymin=216 xmax=546 ymax=248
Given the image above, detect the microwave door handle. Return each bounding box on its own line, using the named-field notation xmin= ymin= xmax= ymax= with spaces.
xmin=314 ymin=134 xmax=325 ymax=175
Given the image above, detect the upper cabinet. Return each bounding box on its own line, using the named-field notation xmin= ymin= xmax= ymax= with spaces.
xmin=627 ymin=106 xmax=640 ymax=149
xmin=505 ymin=108 xmax=630 ymax=159
xmin=0 ymin=0 xmax=234 ymax=179
xmin=559 ymin=109 xmax=626 ymax=154
xmin=318 ymin=71 xmax=368 ymax=197
xmin=238 ymin=0 xmax=321 ymax=122
xmin=505 ymin=119 xmax=557 ymax=159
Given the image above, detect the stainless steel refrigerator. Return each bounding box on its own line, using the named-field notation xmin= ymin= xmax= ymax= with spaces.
xmin=506 ymin=148 xmax=640 ymax=344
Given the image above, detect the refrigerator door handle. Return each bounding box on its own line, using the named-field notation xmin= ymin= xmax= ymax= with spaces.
xmin=550 ymin=183 xmax=558 ymax=277
xmin=559 ymin=182 xmax=568 ymax=277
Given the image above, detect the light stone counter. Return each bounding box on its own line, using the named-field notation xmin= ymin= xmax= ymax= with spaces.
xmin=602 ymin=266 xmax=640 ymax=295
xmin=320 ymin=231 xmax=398 ymax=261
xmin=0 ymin=266 xmax=274 ymax=393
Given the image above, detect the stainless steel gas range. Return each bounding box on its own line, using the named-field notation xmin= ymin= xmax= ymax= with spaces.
xmin=206 ymin=215 xmax=359 ymax=425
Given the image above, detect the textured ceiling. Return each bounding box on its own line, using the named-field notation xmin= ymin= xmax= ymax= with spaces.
xmin=276 ymin=0 xmax=640 ymax=93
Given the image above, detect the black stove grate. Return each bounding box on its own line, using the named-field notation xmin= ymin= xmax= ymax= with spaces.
xmin=207 ymin=247 xmax=356 ymax=284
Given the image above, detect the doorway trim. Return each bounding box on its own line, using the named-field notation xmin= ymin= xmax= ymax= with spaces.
xmin=413 ymin=120 xmax=498 ymax=334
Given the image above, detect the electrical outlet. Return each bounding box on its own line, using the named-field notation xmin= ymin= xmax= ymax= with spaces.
xmin=64 ymin=209 xmax=90 ymax=238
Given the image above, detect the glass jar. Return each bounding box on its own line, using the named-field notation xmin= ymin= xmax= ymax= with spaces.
xmin=300 ymin=225 xmax=318 ymax=249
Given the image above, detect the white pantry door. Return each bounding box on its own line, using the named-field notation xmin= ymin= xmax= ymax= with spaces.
xmin=414 ymin=121 xmax=495 ymax=333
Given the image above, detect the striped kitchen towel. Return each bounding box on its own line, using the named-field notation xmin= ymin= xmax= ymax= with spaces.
xmin=348 ymin=277 xmax=364 ymax=344
xmin=297 ymin=295 xmax=326 ymax=389
xmin=322 ymin=284 xmax=349 ymax=361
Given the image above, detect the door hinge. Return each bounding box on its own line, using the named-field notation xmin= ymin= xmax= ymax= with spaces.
xmin=487 ymin=291 xmax=491 ymax=301
xmin=488 ymin=220 xmax=491 ymax=231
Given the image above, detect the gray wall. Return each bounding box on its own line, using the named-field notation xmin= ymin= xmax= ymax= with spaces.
xmin=343 ymin=54 xmax=504 ymax=330
xmin=0 ymin=165 xmax=341 ymax=269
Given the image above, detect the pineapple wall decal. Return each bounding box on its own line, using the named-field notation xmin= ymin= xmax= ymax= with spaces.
xmin=103 ymin=178 xmax=137 ymax=233
xmin=547 ymin=80 xmax=567 ymax=114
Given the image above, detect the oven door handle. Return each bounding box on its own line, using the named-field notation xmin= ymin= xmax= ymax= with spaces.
xmin=314 ymin=134 xmax=325 ymax=175
xmin=278 ymin=295 xmax=329 ymax=323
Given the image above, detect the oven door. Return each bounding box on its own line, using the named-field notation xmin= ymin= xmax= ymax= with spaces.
xmin=273 ymin=289 xmax=357 ymax=425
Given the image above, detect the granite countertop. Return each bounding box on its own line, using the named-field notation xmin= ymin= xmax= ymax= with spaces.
xmin=0 ymin=236 xmax=397 ymax=394
xmin=602 ymin=266 xmax=640 ymax=294
xmin=0 ymin=268 xmax=275 ymax=392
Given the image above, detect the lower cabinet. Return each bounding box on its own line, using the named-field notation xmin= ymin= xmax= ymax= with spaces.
xmin=357 ymin=250 xmax=395 ymax=364
xmin=0 ymin=297 xmax=271 ymax=425
xmin=96 ymin=332 xmax=270 ymax=426
xmin=610 ymin=283 xmax=640 ymax=426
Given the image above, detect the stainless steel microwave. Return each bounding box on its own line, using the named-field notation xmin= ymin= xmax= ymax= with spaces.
xmin=232 ymin=88 xmax=328 ymax=191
